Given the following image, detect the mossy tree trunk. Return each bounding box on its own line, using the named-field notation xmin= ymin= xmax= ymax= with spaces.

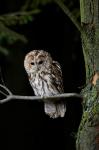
xmin=76 ymin=0 xmax=99 ymax=149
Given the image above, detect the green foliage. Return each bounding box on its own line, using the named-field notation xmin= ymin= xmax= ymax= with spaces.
xmin=0 ymin=22 xmax=27 ymax=44
xmin=0 ymin=9 xmax=41 ymax=26
xmin=0 ymin=0 xmax=79 ymax=56
xmin=0 ymin=0 xmax=46 ymax=56
xmin=0 ymin=46 xmax=9 ymax=55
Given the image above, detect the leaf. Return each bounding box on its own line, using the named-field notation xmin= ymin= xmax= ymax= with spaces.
xmin=0 ymin=22 xmax=27 ymax=44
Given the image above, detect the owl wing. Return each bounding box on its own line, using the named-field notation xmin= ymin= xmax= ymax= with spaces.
xmin=51 ymin=61 xmax=64 ymax=93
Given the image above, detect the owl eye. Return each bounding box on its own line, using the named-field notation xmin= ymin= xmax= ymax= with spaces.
xmin=31 ymin=62 xmax=34 ymax=65
xmin=38 ymin=61 xmax=43 ymax=65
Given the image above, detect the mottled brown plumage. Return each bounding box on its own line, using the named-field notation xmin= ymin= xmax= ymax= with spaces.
xmin=24 ymin=50 xmax=66 ymax=118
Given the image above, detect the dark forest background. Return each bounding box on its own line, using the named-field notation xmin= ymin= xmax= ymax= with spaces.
xmin=0 ymin=0 xmax=85 ymax=149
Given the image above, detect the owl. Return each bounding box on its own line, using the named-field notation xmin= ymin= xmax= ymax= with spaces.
xmin=24 ymin=50 xmax=66 ymax=118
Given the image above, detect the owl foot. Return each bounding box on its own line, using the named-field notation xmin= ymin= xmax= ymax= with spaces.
xmin=44 ymin=102 xmax=66 ymax=119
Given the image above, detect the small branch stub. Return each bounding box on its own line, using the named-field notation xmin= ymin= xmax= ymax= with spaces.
xmin=92 ymin=72 xmax=99 ymax=86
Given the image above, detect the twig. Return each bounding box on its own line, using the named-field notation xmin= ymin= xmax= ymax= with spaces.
xmin=0 ymin=66 xmax=6 ymax=85
xmin=54 ymin=0 xmax=89 ymax=43
xmin=0 ymin=10 xmax=40 ymax=18
xmin=54 ymin=0 xmax=82 ymax=33
xmin=0 ymin=84 xmax=82 ymax=104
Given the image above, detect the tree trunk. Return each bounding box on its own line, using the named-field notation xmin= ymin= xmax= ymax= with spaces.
xmin=76 ymin=0 xmax=99 ymax=149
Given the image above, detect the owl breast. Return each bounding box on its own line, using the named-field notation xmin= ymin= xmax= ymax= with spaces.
xmin=29 ymin=72 xmax=59 ymax=97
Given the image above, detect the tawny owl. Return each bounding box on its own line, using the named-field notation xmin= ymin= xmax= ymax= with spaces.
xmin=24 ymin=50 xmax=66 ymax=118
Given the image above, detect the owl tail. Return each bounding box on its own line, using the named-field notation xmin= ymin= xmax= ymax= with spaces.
xmin=44 ymin=102 xmax=66 ymax=118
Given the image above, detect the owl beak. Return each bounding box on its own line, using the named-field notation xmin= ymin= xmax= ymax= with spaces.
xmin=35 ymin=65 xmax=39 ymax=71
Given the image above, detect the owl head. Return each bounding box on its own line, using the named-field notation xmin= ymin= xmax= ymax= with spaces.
xmin=24 ymin=50 xmax=52 ymax=74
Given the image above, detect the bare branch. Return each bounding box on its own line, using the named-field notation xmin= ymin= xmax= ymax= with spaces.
xmin=54 ymin=0 xmax=82 ymax=33
xmin=54 ymin=0 xmax=90 ymax=45
xmin=0 ymin=84 xmax=12 ymax=95
xmin=0 ymin=84 xmax=82 ymax=104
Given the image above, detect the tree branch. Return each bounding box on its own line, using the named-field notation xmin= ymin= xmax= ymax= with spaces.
xmin=0 ymin=9 xmax=40 ymax=18
xmin=54 ymin=0 xmax=91 ymax=46
xmin=54 ymin=0 xmax=82 ymax=33
xmin=0 ymin=84 xmax=82 ymax=104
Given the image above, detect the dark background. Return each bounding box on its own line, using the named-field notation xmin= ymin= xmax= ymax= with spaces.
xmin=0 ymin=1 xmax=85 ymax=150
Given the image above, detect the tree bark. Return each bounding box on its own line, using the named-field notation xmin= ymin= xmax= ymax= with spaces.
xmin=76 ymin=0 xmax=99 ymax=149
